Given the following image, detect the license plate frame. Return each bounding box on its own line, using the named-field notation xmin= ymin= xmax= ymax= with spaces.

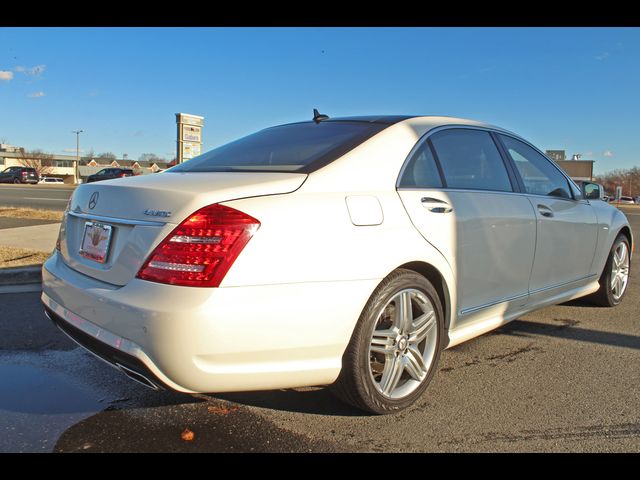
xmin=79 ymin=221 xmax=113 ymax=264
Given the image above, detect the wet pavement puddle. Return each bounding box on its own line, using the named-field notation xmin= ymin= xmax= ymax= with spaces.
xmin=0 ymin=362 xmax=105 ymax=452
xmin=0 ymin=349 xmax=123 ymax=453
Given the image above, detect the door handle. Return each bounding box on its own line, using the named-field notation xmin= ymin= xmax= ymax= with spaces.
xmin=421 ymin=197 xmax=453 ymax=213
xmin=537 ymin=204 xmax=554 ymax=218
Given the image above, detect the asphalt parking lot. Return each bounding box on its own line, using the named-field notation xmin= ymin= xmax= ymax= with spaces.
xmin=0 ymin=208 xmax=638 ymax=453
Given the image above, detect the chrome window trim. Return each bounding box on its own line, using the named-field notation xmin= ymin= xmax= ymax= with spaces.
xmin=396 ymin=124 xmax=519 ymax=192
xmin=396 ymin=186 xmax=583 ymax=204
xmin=396 ymin=124 xmax=585 ymax=202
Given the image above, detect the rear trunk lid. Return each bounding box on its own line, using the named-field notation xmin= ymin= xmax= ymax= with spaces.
xmin=59 ymin=172 xmax=306 ymax=285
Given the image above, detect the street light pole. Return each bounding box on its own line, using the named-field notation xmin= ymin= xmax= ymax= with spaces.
xmin=72 ymin=130 xmax=83 ymax=184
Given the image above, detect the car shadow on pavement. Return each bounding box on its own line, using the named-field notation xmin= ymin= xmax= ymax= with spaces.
xmin=215 ymin=387 xmax=369 ymax=417
xmin=560 ymin=298 xmax=604 ymax=308
xmin=493 ymin=319 xmax=640 ymax=351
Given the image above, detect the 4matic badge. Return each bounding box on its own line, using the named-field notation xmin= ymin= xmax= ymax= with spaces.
xmin=144 ymin=209 xmax=172 ymax=218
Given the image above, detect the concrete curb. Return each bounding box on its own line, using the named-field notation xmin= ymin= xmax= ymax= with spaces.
xmin=0 ymin=265 xmax=42 ymax=286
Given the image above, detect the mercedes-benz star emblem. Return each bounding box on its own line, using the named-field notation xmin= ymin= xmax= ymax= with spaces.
xmin=88 ymin=192 xmax=99 ymax=210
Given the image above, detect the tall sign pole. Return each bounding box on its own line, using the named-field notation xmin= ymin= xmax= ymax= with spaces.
xmin=72 ymin=129 xmax=83 ymax=184
xmin=176 ymin=113 xmax=204 ymax=164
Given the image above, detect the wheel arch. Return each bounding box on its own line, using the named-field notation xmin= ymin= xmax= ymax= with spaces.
xmin=397 ymin=261 xmax=452 ymax=332
xmin=617 ymin=226 xmax=633 ymax=256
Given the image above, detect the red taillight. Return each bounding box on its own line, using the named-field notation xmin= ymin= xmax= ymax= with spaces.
xmin=120 ymin=173 xmax=127 ymax=177
xmin=21 ymin=171 xmax=28 ymax=176
xmin=136 ymin=204 xmax=260 ymax=287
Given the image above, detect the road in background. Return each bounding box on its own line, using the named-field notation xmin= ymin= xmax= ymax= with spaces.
xmin=0 ymin=185 xmax=74 ymax=211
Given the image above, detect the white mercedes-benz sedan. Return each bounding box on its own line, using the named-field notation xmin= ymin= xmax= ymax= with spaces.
xmin=42 ymin=114 xmax=632 ymax=414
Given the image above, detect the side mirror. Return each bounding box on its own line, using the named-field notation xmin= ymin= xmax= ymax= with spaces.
xmin=581 ymin=181 xmax=603 ymax=201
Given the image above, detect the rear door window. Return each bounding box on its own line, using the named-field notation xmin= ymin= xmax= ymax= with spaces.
xmin=398 ymin=141 xmax=443 ymax=188
xmin=429 ymin=129 xmax=513 ymax=192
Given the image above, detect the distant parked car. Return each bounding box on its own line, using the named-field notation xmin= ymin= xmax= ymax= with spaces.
xmin=39 ymin=176 xmax=65 ymax=184
xmin=86 ymin=168 xmax=135 ymax=183
xmin=0 ymin=166 xmax=39 ymax=184
xmin=618 ymin=196 xmax=635 ymax=205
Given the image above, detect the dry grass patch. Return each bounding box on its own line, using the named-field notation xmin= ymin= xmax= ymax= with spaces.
xmin=0 ymin=246 xmax=50 ymax=268
xmin=0 ymin=207 xmax=63 ymax=221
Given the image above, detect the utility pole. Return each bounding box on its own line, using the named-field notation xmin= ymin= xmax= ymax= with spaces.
xmin=72 ymin=130 xmax=83 ymax=184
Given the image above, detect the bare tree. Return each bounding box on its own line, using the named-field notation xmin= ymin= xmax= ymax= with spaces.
xmin=81 ymin=148 xmax=96 ymax=165
xmin=594 ymin=167 xmax=640 ymax=198
xmin=97 ymin=152 xmax=117 ymax=160
xmin=138 ymin=153 xmax=164 ymax=162
xmin=17 ymin=149 xmax=55 ymax=178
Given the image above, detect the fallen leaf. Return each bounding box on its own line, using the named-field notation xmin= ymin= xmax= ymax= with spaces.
xmin=207 ymin=405 xmax=240 ymax=415
xmin=181 ymin=428 xmax=195 ymax=441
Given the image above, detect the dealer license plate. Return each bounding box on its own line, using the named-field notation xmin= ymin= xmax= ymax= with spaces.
xmin=79 ymin=222 xmax=113 ymax=264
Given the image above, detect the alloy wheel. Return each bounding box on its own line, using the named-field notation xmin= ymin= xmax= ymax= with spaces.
xmin=611 ymin=241 xmax=630 ymax=301
xmin=368 ymin=288 xmax=438 ymax=399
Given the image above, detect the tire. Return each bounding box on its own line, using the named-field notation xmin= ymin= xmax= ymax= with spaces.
xmin=331 ymin=269 xmax=444 ymax=414
xmin=13 ymin=178 xmax=20 ymax=184
xmin=590 ymin=234 xmax=631 ymax=307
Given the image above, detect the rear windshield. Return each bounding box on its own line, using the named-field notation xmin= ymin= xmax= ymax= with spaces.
xmin=169 ymin=121 xmax=387 ymax=174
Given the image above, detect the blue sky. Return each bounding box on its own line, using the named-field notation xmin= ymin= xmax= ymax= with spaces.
xmin=1 ymin=27 xmax=638 ymax=174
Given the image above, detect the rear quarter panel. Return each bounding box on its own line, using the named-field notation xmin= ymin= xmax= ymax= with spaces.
xmin=221 ymin=122 xmax=458 ymax=332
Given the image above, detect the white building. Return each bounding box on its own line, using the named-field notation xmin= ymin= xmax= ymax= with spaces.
xmin=0 ymin=145 xmax=171 ymax=183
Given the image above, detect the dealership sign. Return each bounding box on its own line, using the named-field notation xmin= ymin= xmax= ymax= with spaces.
xmin=176 ymin=113 xmax=204 ymax=163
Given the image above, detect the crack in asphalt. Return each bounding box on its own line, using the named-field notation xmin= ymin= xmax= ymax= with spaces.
xmin=485 ymin=343 xmax=543 ymax=362
xmin=437 ymin=422 xmax=640 ymax=447
xmin=440 ymin=342 xmax=544 ymax=373
xmin=551 ymin=318 xmax=582 ymax=328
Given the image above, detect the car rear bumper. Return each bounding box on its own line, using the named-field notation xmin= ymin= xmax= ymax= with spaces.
xmin=44 ymin=302 xmax=170 ymax=390
xmin=42 ymin=251 xmax=378 ymax=393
